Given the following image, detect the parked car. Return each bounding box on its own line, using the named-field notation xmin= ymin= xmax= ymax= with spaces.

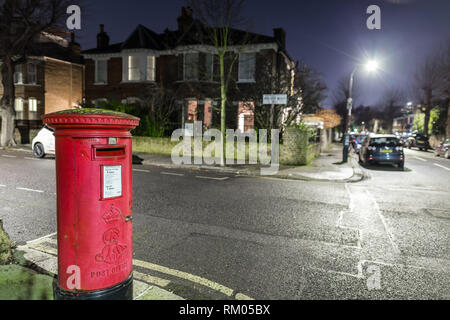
xmin=359 ymin=134 xmax=405 ymax=170
xmin=404 ymin=133 xmax=430 ymax=151
xmin=435 ymin=139 xmax=450 ymax=159
xmin=32 ymin=126 xmax=55 ymax=158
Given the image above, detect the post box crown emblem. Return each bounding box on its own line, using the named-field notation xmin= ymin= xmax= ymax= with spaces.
xmin=43 ymin=108 xmax=140 ymax=128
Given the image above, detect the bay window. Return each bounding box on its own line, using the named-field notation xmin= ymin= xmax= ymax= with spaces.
xmin=184 ymin=53 xmax=199 ymax=80
xmin=95 ymin=60 xmax=108 ymax=84
xmin=238 ymin=53 xmax=256 ymax=82
xmin=28 ymin=63 xmax=37 ymax=84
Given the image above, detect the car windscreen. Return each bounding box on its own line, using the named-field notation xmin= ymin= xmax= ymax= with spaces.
xmin=369 ymin=137 xmax=400 ymax=147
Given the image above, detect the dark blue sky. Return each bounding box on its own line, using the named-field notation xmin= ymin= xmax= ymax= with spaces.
xmin=76 ymin=0 xmax=450 ymax=108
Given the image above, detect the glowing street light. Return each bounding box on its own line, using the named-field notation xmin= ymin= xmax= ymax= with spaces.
xmin=365 ymin=60 xmax=379 ymax=72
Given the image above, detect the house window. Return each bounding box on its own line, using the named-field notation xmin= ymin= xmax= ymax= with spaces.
xmin=184 ymin=53 xmax=198 ymax=80
xmin=146 ymin=56 xmax=155 ymax=81
xmin=28 ymin=98 xmax=38 ymax=120
xmin=14 ymin=65 xmax=23 ymax=84
xmin=128 ymin=55 xmax=141 ymax=81
xmin=14 ymin=98 xmax=24 ymax=119
xmin=95 ymin=60 xmax=108 ymax=84
xmin=205 ymin=54 xmax=214 ymax=81
xmin=28 ymin=63 xmax=37 ymax=84
xmin=238 ymin=53 xmax=256 ymax=82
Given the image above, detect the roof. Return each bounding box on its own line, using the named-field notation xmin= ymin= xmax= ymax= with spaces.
xmin=82 ymin=22 xmax=280 ymax=55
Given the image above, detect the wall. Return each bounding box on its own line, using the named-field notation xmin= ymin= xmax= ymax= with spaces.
xmin=280 ymin=127 xmax=320 ymax=166
xmin=44 ymin=59 xmax=83 ymax=114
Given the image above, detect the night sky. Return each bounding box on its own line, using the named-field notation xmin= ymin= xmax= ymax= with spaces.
xmin=76 ymin=0 xmax=450 ymax=108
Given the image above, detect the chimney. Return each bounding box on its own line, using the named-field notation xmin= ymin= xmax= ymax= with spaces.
xmin=97 ymin=24 xmax=110 ymax=49
xmin=69 ymin=32 xmax=81 ymax=56
xmin=273 ymin=28 xmax=286 ymax=50
xmin=177 ymin=6 xmax=194 ymax=33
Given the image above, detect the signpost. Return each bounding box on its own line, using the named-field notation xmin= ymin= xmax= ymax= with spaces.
xmin=263 ymin=94 xmax=288 ymax=105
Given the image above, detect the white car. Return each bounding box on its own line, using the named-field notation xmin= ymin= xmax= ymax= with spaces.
xmin=32 ymin=126 xmax=55 ymax=158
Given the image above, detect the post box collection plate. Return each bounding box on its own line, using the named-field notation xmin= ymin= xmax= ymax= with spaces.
xmin=43 ymin=109 xmax=140 ymax=300
xmin=103 ymin=165 xmax=122 ymax=199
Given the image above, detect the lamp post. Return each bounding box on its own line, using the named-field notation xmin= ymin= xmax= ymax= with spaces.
xmin=343 ymin=60 xmax=378 ymax=163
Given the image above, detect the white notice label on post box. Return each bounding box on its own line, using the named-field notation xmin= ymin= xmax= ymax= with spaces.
xmin=103 ymin=166 xmax=122 ymax=199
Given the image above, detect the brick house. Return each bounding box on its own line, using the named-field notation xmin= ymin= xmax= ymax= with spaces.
xmin=0 ymin=29 xmax=84 ymax=144
xmin=82 ymin=7 xmax=296 ymax=133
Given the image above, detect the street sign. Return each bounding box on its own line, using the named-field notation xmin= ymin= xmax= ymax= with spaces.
xmin=263 ymin=94 xmax=287 ymax=105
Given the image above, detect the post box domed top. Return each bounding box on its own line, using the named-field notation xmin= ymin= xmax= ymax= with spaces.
xmin=43 ymin=108 xmax=140 ymax=129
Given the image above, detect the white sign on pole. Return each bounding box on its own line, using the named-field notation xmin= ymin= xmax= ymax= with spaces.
xmin=103 ymin=166 xmax=122 ymax=199
xmin=263 ymin=94 xmax=288 ymax=105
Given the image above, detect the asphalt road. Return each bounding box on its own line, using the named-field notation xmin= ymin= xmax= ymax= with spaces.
xmin=0 ymin=147 xmax=449 ymax=299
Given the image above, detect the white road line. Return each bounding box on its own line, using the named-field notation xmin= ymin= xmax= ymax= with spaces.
xmin=196 ymin=176 xmax=230 ymax=181
xmin=434 ymin=163 xmax=450 ymax=171
xmin=24 ymin=157 xmax=40 ymax=161
xmin=2 ymin=155 xmax=17 ymax=158
xmin=133 ymin=169 xmax=150 ymax=173
xmin=16 ymin=187 xmax=44 ymax=193
xmin=414 ymin=156 xmax=427 ymax=162
xmin=0 ymin=184 xmax=6 ymax=188
xmin=161 ymin=172 xmax=185 ymax=177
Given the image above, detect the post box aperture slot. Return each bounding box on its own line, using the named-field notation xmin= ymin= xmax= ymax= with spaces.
xmin=93 ymin=145 xmax=126 ymax=160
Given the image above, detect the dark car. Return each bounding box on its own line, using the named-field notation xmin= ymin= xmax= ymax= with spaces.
xmin=359 ymin=134 xmax=405 ymax=169
xmin=405 ymin=133 xmax=430 ymax=151
xmin=435 ymin=139 xmax=450 ymax=159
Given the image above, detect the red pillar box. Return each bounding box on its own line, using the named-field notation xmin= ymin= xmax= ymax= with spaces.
xmin=43 ymin=109 xmax=140 ymax=300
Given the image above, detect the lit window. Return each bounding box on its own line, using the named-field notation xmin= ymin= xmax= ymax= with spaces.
xmin=14 ymin=65 xmax=23 ymax=84
xmin=95 ymin=60 xmax=108 ymax=84
xmin=146 ymin=56 xmax=155 ymax=81
xmin=128 ymin=56 xmax=141 ymax=81
xmin=28 ymin=98 xmax=38 ymax=120
xmin=14 ymin=98 xmax=24 ymax=119
xmin=238 ymin=53 xmax=256 ymax=82
xmin=184 ymin=53 xmax=198 ymax=80
xmin=28 ymin=64 xmax=37 ymax=84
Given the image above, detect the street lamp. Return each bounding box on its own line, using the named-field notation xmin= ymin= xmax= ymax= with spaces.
xmin=343 ymin=60 xmax=379 ymax=163
xmin=346 ymin=60 xmax=379 ymax=134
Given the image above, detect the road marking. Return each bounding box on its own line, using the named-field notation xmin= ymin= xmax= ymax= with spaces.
xmin=24 ymin=157 xmax=40 ymax=161
xmin=0 ymin=184 xmax=5 ymax=188
xmin=16 ymin=187 xmax=45 ymax=193
xmin=161 ymin=172 xmax=185 ymax=177
xmin=364 ymin=188 xmax=401 ymax=255
xmin=434 ymin=163 xmax=450 ymax=171
xmin=414 ymin=156 xmax=427 ymax=162
xmin=133 ymin=259 xmax=234 ymax=297
xmin=133 ymin=271 xmax=171 ymax=287
xmin=196 ymin=176 xmax=230 ymax=181
xmin=2 ymin=155 xmax=17 ymax=158
xmin=133 ymin=169 xmax=150 ymax=173
xmin=235 ymin=293 xmax=255 ymax=300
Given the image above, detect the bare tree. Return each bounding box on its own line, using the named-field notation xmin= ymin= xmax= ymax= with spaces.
xmin=378 ymin=88 xmax=404 ymax=133
xmin=187 ymin=0 xmax=252 ymax=166
xmin=413 ymin=41 xmax=449 ymax=137
xmin=0 ymin=0 xmax=76 ymax=147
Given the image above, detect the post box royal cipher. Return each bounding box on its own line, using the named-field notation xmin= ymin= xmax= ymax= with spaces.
xmin=44 ymin=109 xmax=140 ymax=300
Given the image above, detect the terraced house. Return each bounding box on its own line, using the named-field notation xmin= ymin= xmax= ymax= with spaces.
xmin=0 ymin=29 xmax=84 ymax=144
xmin=83 ymin=7 xmax=296 ymax=132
